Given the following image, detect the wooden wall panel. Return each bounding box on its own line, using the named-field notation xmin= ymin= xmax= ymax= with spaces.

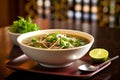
xmin=0 ymin=0 xmax=26 ymax=27
xmin=0 ymin=0 xmax=9 ymax=27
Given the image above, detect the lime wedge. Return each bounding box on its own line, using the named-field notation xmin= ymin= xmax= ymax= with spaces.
xmin=89 ymin=48 xmax=109 ymax=62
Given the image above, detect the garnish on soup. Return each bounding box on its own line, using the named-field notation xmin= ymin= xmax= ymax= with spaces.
xmin=22 ymin=33 xmax=89 ymax=49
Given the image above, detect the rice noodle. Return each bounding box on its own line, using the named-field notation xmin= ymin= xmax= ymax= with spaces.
xmin=49 ymin=38 xmax=60 ymax=49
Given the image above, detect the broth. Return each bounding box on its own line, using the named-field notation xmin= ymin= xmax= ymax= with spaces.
xmin=22 ymin=33 xmax=90 ymax=49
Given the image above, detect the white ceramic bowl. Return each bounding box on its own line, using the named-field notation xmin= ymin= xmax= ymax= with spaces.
xmin=8 ymin=30 xmax=21 ymax=46
xmin=17 ymin=29 xmax=94 ymax=68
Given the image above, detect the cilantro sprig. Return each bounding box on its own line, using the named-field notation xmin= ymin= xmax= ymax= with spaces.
xmin=9 ymin=16 xmax=40 ymax=33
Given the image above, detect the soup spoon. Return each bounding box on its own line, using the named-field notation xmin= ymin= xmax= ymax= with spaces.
xmin=78 ymin=55 xmax=119 ymax=72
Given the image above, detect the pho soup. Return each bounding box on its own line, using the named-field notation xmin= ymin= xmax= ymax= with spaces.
xmin=22 ymin=32 xmax=90 ymax=49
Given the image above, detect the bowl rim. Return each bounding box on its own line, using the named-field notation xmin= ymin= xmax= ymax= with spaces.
xmin=8 ymin=28 xmax=21 ymax=35
xmin=8 ymin=30 xmax=21 ymax=35
xmin=17 ymin=29 xmax=94 ymax=51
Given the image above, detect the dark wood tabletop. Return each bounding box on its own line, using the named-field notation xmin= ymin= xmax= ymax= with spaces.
xmin=0 ymin=19 xmax=120 ymax=80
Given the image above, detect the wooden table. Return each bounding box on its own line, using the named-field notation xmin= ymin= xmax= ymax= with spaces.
xmin=0 ymin=19 xmax=120 ymax=80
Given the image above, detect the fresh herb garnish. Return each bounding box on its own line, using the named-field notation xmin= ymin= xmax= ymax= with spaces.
xmin=9 ymin=16 xmax=40 ymax=33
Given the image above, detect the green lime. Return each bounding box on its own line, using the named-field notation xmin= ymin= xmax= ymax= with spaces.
xmin=89 ymin=48 xmax=109 ymax=63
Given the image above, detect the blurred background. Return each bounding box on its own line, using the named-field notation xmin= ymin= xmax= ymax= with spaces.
xmin=0 ymin=0 xmax=120 ymax=29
